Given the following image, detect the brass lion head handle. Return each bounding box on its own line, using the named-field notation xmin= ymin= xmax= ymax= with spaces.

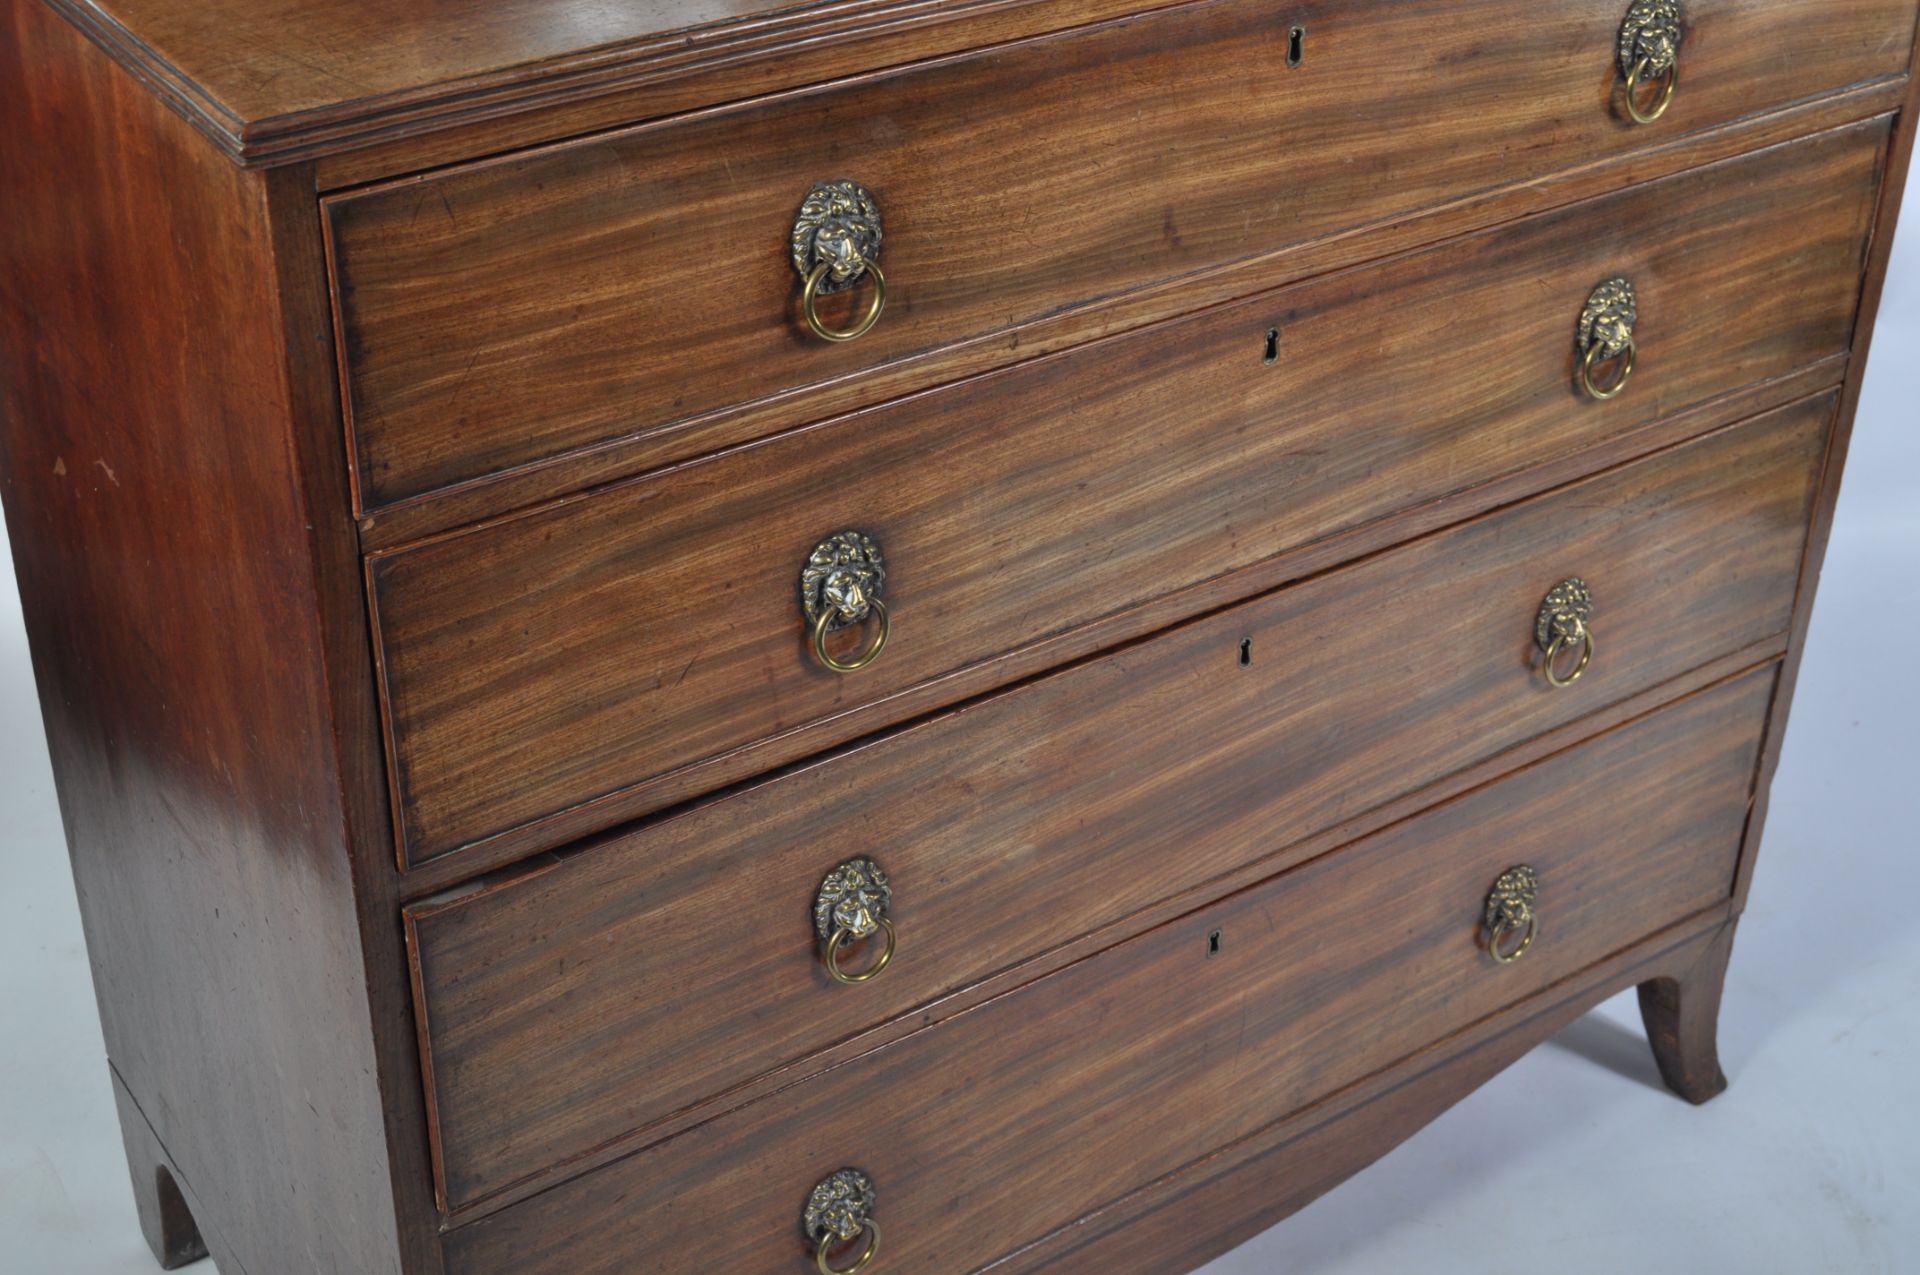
xmin=1535 ymin=577 xmax=1595 ymax=689
xmin=800 ymin=531 xmax=891 ymax=673
xmin=1483 ymin=866 xmax=1541 ymax=966
xmin=815 ymin=857 xmax=897 ymax=986
xmin=1618 ymin=0 xmax=1684 ymax=125
xmin=793 ymin=180 xmax=887 ymax=343
xmin=804 ymin=1169 xmax=881 ymax=1275
xmin=1577 ymin=277 xmax=1638 ymax=402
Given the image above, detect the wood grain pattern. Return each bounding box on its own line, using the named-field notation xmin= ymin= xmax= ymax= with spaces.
xmin=439 ymin=667 xmax=1775 ymax=1273
xmin=0 ymin=3 xmax=407 ymax=1270
xmin=312 ymin=9 xmax=1919 ymax=195
xmin=417 ymin=640 xmax=1791 ymax=1224
xmin=2 ymin=0 xmax=1912 ymax=1268
xmin=347 ymin=89 xmax=1900 ymax=552
xmin=1013 ymin=913 xmax=1739 ymax=1274
xmin=45 ymin=0 xmax=1184 ymax=162
xmin=325 ymin=0 xmax=1914 ymax=510
xmin=259 ymin=161 xmax=457 ymax=1275
xmin=57 ymin=0 xmax=1920 ymax=173
xmin=368 ymin=126 xmax=1877 ymax=870
xmin=406 ymin=401 xmax=1825 ymax=1211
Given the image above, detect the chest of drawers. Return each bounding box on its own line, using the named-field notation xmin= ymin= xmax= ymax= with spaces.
xmin=2 ymin=1 xmax=1914 ymax=1271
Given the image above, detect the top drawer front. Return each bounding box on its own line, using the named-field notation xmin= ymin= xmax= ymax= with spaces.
xmin=325 ymin=0 xmax=1915 ymax=509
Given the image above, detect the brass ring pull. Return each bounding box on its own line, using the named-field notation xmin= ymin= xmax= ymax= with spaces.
xmin=1577 ymin=277 xmax=1639 ymax=403
xmin=1488 ymin=915 xmax=1539 ymax=965
xmin=816 ymin=858 xmax=896 ymax=987
xmin=801 ymin=531 xmax=891 ymax=674
xmin=1624 ymin=55 xmax=1678 ymax=125
xmin=1535 ymin=578 xmax=1595 ymax=691
xmin=1580 ymin=335 xmax=1637 ymax=401
xmin=810 ymin=597 xmax=890 ymax=673
xmin=1618 ymin=1 xmax=1683 ymax=126
xmin=826 ymin=916 xmax=897 ymax=985
xmin=804 ymin=259 xmax=887 ymax=344
xmin=794 ymin=180 xmax=886 ymax=344
xmin=1484 ymin=866 xmax=1540 ymax=967
xmin=1542 ymin=628 xmax=1595 ymax=689
xmin=816 ymin=1221 xmax=881 ymax=1275
xmin=805 ymin=1170 xmax=880 ymax=1275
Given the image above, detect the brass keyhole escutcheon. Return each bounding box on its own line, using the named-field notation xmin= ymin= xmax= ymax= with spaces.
xmin=815 ymin=857 xmax=897 ymax=986
xmin=1484 ymin=866 xmax=1540 ymax=966
xmin=793 ymin=180 xmax=887 ymax=343
xmin=1535 ymin=578 xmax=1595 ymax=689
xmin=801 ymin=531 xmax=891 ymax=673
xmin=1577 ymin=278 xmax=1638 ymax=402
xmin=804 ymin=1169 xmax=882 ymax=1275
xmin=1619 ymin=0 xmax=1684 ymax=125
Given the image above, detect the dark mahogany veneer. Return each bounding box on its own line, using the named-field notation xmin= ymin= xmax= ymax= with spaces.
xmin=2 ymin=0 xmax=1916 ymax=1271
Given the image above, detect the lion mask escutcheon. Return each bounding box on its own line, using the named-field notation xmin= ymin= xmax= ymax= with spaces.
xmin=814 ymin=858 xmax=892 ymax=945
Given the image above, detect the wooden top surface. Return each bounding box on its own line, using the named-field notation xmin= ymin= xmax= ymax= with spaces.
xmin=50 ymin=0 xmax=1920 ymax=175
xmin=47 ymin=0 xmax=1026 ymax=164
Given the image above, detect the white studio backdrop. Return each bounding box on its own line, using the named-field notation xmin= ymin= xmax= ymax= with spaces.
xmin=2 ymin=167 xmax=1915 ymax=1274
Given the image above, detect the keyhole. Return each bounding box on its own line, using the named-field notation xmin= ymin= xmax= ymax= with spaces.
xmin=1207 ymin=929 xmax=1224 ymax=959
xmin=1288 ymin=26 xmax=1306 ymax=67
xmin=1240 ymin=638 xmax=1254 ymax=667
xmin=1264 ymin=328 xmax=1280 ymax=364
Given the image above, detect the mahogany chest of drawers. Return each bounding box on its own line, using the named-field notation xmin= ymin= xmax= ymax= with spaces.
xmin=3 ymin=0 xmax=1915 ymax=1271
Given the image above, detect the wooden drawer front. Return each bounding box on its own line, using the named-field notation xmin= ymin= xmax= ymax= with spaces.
xmin=370 ymin=125 xmax=1878 ymax=870
xmin=441 ymin=666 xmax=1775 ymax=1272
xmin=324 ymin=0 xmax=1913 ymax=509
xmin=407 ymin=398 xmax=1826 ymax=1212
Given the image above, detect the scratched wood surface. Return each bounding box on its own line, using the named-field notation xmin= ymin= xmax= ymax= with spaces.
xmin=324 ymin=0 xmax=1913 ymax=510
xmin=406 ymin=401 xmax=1826 ymax=1211
xmin=437 ymin=667 xmax=1774 ymax=1272
xmin=368 ymin=128 xmax=1878 ymax=870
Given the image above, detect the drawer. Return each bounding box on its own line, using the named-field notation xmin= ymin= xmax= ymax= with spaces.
xmin=440 ymin=664 xmax=1777 ymax=1272
xmin=369 ymin=125 xmax=1880 ymax=869
xmin=324 ymin=0 xmax=1914 ymax=509
xmin=406 ymin=397 xmax=1827 ymax=1211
